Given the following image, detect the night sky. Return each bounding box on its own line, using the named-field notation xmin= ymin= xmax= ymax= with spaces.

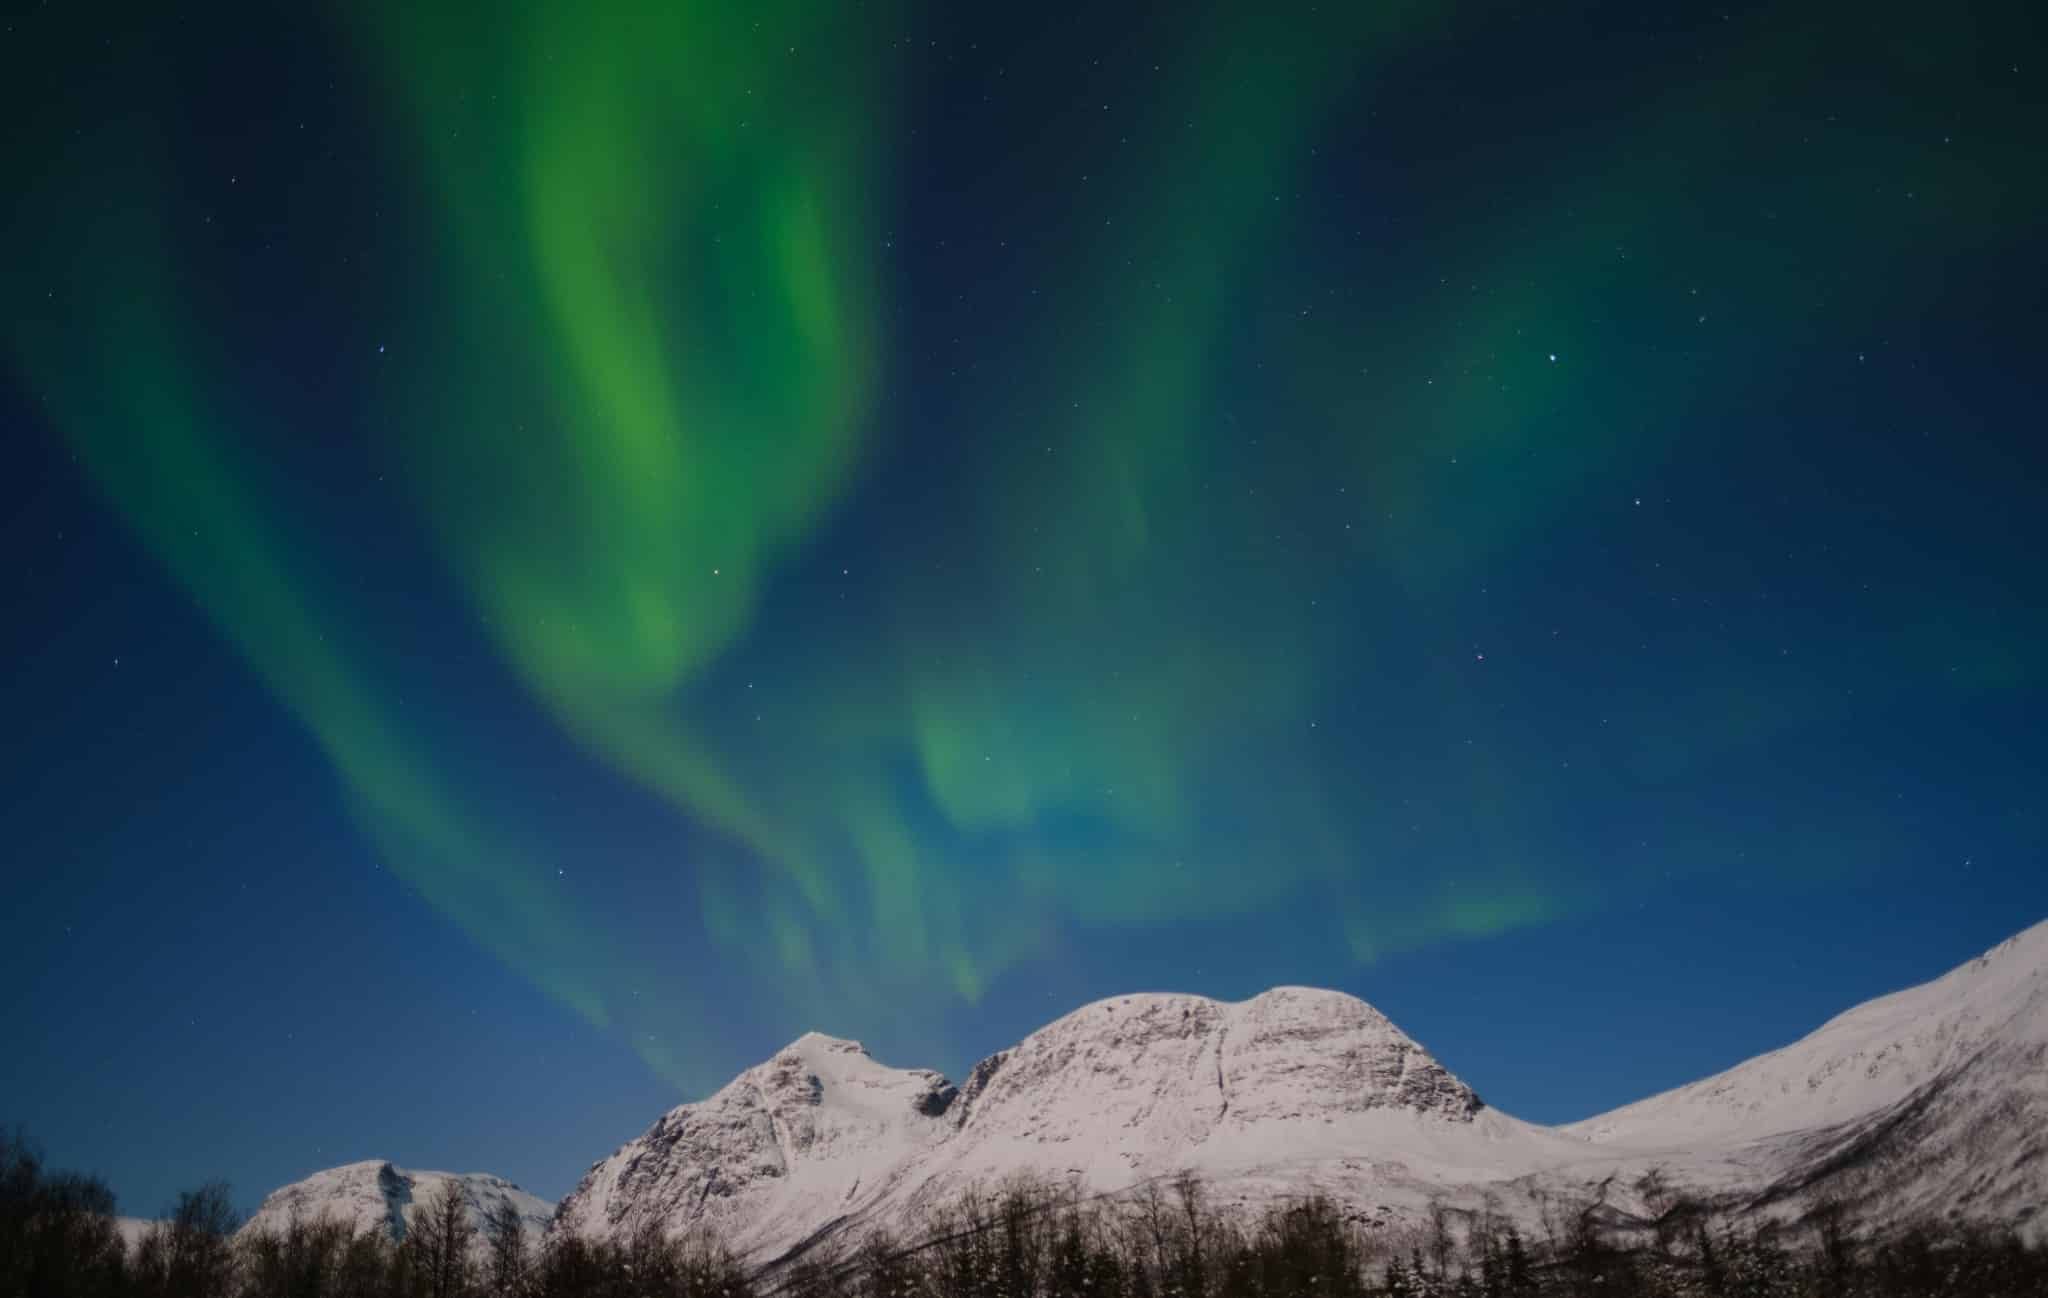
xmin=5 ymin=0 xmax=2045 ymax=1221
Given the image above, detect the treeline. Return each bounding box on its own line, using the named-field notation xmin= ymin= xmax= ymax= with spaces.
xmin=5 ymin=1128 xmax=2045 ymax=1298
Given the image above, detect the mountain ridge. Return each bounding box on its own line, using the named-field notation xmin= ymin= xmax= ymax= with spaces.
xmin=554 ymin=921 xmax=2046 ymax=1260
xmin=241 ymin=919 xmax=2048 ymax=1262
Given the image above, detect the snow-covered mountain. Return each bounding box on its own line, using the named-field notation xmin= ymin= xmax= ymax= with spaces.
xmin=557 ymin=987 xmax=1586 ymax=1263
xmin=238 ymin=1161 xmax=551 ymax=1248
xmin=556 ymin=921 xmax=2048 ymax=1262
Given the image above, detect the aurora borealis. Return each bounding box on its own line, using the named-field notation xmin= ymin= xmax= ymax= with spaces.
xmin=4 ymin=0 xmax=2045 ymax=1215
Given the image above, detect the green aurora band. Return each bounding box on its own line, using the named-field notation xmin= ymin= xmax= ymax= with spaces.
xmin=7 ymin=2 xmax=2037 ymax=1085
xmin=352 ymin=3 xmax=1484 ymax=1019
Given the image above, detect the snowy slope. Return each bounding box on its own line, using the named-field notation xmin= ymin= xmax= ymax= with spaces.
xmin=1566 ymin=920 xmax=2048 ymax=1147
xmin=1555 ymin=918 xmax=2048 ymax=1237
xmin=238 ymin=1160 xmax=552 ymax=1248
xmin=557 ymin=921 xmax=2048 ymax=1260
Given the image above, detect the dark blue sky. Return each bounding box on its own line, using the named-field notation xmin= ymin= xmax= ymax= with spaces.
xmin=4 ymin=0 xmax=2044 ymax=1220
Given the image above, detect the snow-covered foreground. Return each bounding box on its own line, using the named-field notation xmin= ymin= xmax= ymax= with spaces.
xmin=251 ymin=918 xmax=2047 ymax=1265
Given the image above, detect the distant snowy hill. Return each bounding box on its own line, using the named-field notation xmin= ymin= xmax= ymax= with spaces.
xmin=238 ymin=1161 xmax=550 ymax=1248
xmin=113 ymin=1217 xmax=158 ymax=1254
xmin=554 ymin=921 xmax=2047 ymax=1262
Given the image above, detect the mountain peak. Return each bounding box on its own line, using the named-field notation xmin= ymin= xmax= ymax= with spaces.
xmin=948 ymin=983 xmax=1480 ymax=1148
xmin=780 ymin=1030 xmax=868 ymax=1055
xmin=554 ymin=1024 xmax=960 ymax=1250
